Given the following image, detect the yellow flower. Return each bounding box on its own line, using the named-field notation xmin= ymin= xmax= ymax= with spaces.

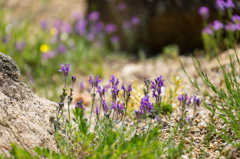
xmin=40 ymin=44 xmax=49 ymax=53
xmin=50 ymin=27 xmax=58 ymax=36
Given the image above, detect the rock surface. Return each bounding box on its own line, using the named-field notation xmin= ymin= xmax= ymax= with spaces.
xmin=0 ymin=52 xmax=58 ymax=156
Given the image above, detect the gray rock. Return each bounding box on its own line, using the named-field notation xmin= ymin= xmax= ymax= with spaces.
xmin=0 ymin=53 xmax=58 ymax=156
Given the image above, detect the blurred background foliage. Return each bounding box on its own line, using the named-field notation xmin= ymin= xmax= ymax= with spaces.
xmin=1 ymin=0 xmax=240 ymax=101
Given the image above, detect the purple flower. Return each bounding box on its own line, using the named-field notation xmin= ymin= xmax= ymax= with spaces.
xmin=87 ymin=33 xmax=95 ymax=41
xmin=72 ymin=76 xmax=76 ymax=84
xmin=140 ymin=95 xmax=154 ymax=114
xmin=76 ymin=100 xmax=85 ymax=114
xmin=151 ymin=75 xmax=165 ymax=101
xmin=121 ymin=82 xmax=126 ymax=97
xmin=105 ymin=23 xmax=118 ymax=33
xmin=88 ymin=11 xmax=100 ymax=21
xmin=116 ymin=101 xmax=125 ymax=115
xmin=131 ymin=16 xmax=140 ymax=25
xmin=75 ymin=20 xmax=87 ymax=36
xmin=128 ymin=84 xmax=132 ymax=96
xmin=58 ymin=44 xmax=66 ymax=54
xmin=54 ymin=20 xmax=62 ymax=30
xmin=2 ymin=36 xmax=10 ymax=44
xmin=111 ymin=101 xmax=116 ymax=111
xmin=110 ymin=75 xmax=116 ymax=86
xmin=198 ymin=6 xmax=209 ymax=19
xmin=111 ymin=35 xmax=120 ymax=44
xmin=123 ymin=21 xmax=131 ymax=29
xmin=15 ymin=41 xmax=26 ymax=51
xmin=187 ymin=97 xmax=192 ymax=108
xmin=48 ymin=50 xmax=57 ymax=58
xmin=59 ymin=63 xmax=71 ymax=77
xmin=216 ymin=0 xmax=225 ymax=11
xmin=112 ymin=85 xmax=119 ymax=101
xmin=232 ymin=14 xmax=240 ymax=23
xmin=193 ymin=95 xmax=201 ymax=107
xmin=95 ymin=105 xmax=99 ymax=115
xmin=213 ymin=20 xmax=224 ymax=31
xmin=80 ymin=81 xmax=85 ymax=91
xmin=88 ymin=75 xmax=101 ymax=89
xmin=40 ymin=20 xmax=48 ymax=30
xmin=42 ymin=53 xmax=48 ymax=60
xmin=97 ymin=85 xmax=105 ymax=99
xmin=135 ymin=109 xmax=144 ymax=119
xmin=62 ymin=22 xmax=72 ymax=34
xmin=116 ymin=78 xmax=120 ymax=86
xmin=225 ymin=0 xmax=235 ymax=8
xmin=225 ymin=22 xmax=236 ymax=31
xmin=118 ymin=2 xmax=126 ymax=11
xmin=96 ymin=75 xmax=101 ymax=87
xmin=201 ymin=27 xmax=213 ymax=35
xmin=102 ymin=100 xmax=108 ymax=113
xmin=186 ymin=117 xmax=190 ymax=122
xmin=89 ymin=76 xmax=94 ymax=88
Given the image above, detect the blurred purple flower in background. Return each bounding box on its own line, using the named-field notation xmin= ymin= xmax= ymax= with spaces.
xmin=75 ymin=20 xmax=87 ymax=36
xmin=234 ymin=23 xmax=240 ymax=31
xmin=232 ymin=14 xmax=240 ymax=23
xmin=48 ymin=50 xmax=57 ymax=58
xmin=40 ymin=20 xmax=48 ymax=30
xmin=96 ymin=21 xmax=104 ymax=32
xmin=80 ymin=81 xmax=85 ymax=91
xmin=198 ymin=6 xmax=209 ymax=19
xmin=131 ymin=16 xmax=140 ymax=25
xmin=216 ymin=0 xmax=225 ymax=11
xmin=54 ymin=20 xmax=62 ymax=30
xmin=111 ymin=35 xmax=120 ymax=44
xmin=213 ymin=20 xmax=224 ymax=31
xmin=87 ymin=33 xmax=95 ymax=41
xmin=58 ymin=44 xmax=66 ymax=54
xmin=15 ymin=41 xmax=26 ymax=51
xmin=123 ymin=21 xmax=131 ymax=29
xmin=201 ymin=27 xmax=213 ymax=35
xmin=62 ymin=22 xmax=72 ymax=34
xmin=42 ymin=53 xmax=48 ymax=60
xmin=88 ymin=11 xmax=100 ymax=21
xmin=118 ymin=2 xmax=126 ymax=11
xmin=225 ymin=0 xmax=235 ymax=8
xmin=105 ymin=23 xmax=118 ymax=33
xmin=2 ymin=36 xmax=10 ymax=44
xmin=225 ymin=22 xmax=236 ymax=31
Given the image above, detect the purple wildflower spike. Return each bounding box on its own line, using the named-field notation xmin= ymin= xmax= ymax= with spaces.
xmin=198 ymin=6 xmax=209 ymax=19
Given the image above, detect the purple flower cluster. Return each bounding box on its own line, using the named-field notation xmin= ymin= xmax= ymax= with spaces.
xmin=96 ymin=85 xmax=106 ymax=99
xmin=178 ymin=94 xmax=192 ymax=108
xmin=15 ymin=41 xmax=26 ymax=51
xmin=121 ymin=82 xmax=132 ymax=98
xmin=140 ymin=95 xmax=154 ymax=114
xmin=201 ymin=27 xmax=213 ymax=35
xmin=89 ymin=75 xmax=101 ymax=89
xmin=193 ymin=95 xmax=201 ymax=107
xmin=135 ymin=109 xmax=144 ymax=119
xmin=102 ymin=100 xmax=108 ymax=113
xmin=76 ymin=100 xmax=85 ymax=114
xmin=151 ymin=75 xmax=165 ymax=101
xmin=59 ymin=63 xmax=71 ymax=77
xmin=111 ymin=101 xmax=125 ymax=115
xmin=216 ymin=0 xmax=235 ymax=10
